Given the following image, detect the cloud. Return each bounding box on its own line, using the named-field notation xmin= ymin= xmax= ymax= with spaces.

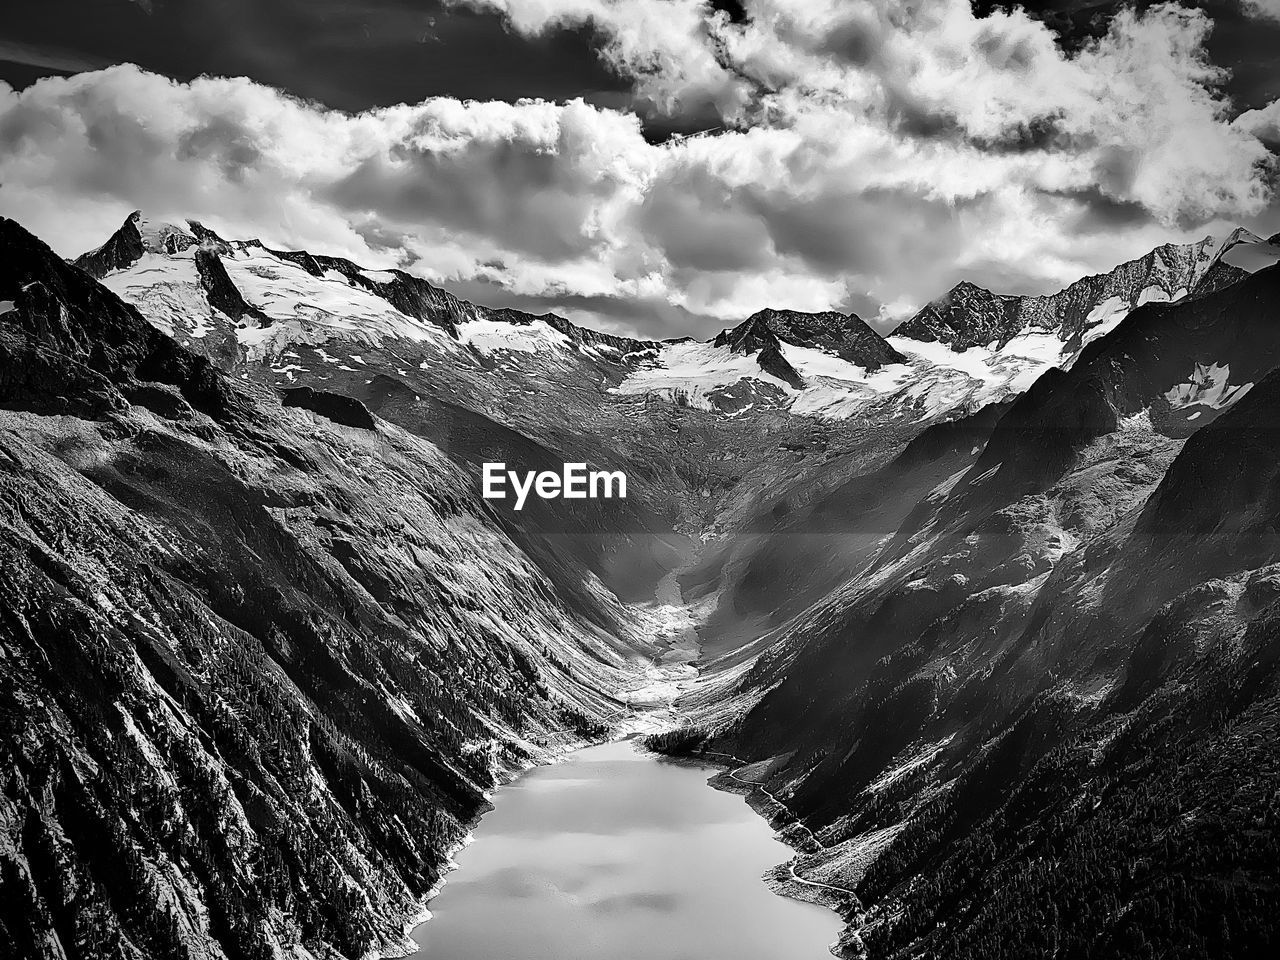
xmin=1 ymin=1 xmax=1278 ymax=338
xmin=448 ymin=0 xmax=753 ymax=120
xmin=1242 ymin=1 xmax=1280 ymax=23
xmin=323 ymin=98 xmax=651 ymax=262
xmin=1235 ymin=99 xmax=1280 ymax=146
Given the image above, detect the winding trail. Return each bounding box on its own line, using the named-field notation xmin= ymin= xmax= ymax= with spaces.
xmin=702 ymin=750 xmax=860 ymax=900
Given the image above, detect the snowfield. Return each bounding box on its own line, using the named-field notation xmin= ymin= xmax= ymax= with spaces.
xmin=222 ymin=245 xmax=458 ymax=360
xmin=101 ymin=250 xmax=222 ymax=341
xmin=614 ymin=327 xmax=1085 ymax=422
xmin=455 ymin=316 xmax=571 ymax=354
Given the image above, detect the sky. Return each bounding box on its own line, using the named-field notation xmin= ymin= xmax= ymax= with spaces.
xmin=2 ymin=0 xmax=1279 ymax=338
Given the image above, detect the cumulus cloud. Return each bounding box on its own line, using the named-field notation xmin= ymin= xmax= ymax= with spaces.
xmin=448 ymin=0 xmax=753 ymax=120
xmin=1 ymin=0 xmax=1278 ymax=337
xmin=1235 ymin=99 xmax=1280 ymax=146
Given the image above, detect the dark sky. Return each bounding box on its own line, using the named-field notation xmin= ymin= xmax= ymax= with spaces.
xmin=0 ymin=1 xmax=628 ymax=110
xmin=3 ymin=1 xmax=1277 ymax=117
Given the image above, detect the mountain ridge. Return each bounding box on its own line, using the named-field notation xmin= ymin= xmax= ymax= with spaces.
xmin=69 ymin=211 xmax=1280 ymax=428
xmin=712 ymin=308 xmax=907 ymax=387
xmin=74 ymin=211 xmax=662 ymax=356
xmin=894 ymin=229 xmax=1264 ymax=352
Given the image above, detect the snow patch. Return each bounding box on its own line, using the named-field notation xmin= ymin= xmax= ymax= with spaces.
xmin=1164 ymin=362 xmax=1253 ymax=411
xmin=1138 ymin=284 xmax=1181 ymax=307
xmin=222 ymin=247 xmax=455 ymax=360
xmin=613 ymin=341 xmax=796 ymax=409
xmin=137 ymin=216 xmax=196 ymax=254
xmin=456 ymin=317 xmax=571 ymax=354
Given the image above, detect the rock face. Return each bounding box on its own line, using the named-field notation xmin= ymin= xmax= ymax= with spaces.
xmin=717 ymin=308 xmax=906 ymax=369
xmin=193 ymin=247 xmax=273 ymax=326
xmin=2 ymin=216 xmax=234 ymax=422
xmin=74 ymin=211 xmax=199 ymax=278
xmin=892 ymin=279 xmax=1020 ymax=350
xmin=280 ymin=385 xmax=376 ymax=429
xmin=0 ymin=216 xmax=640 ymax=960
xmin=698 ymin=306 xmax=907 ymax=395
xmin=713 ymin=308 xmax=906 ymax=386
xmin=896 ymin=231 xmax=1260 ymax=350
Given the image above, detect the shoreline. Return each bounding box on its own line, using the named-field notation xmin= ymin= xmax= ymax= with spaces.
xmin=389 ymin=732 xmax=849 ymax=960
xmin=379 ymin=677 xmax=692 ymax=959
xmin=375 ymin=730 xmax=593 ymax=960
xmin=693 ymin=753 xmax=862 ymax=960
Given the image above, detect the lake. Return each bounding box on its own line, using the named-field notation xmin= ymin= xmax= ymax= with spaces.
xmin=407 ymin=739 xmax=841 ymax=960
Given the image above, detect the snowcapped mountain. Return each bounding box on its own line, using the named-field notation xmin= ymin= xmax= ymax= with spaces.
xmin=716 ymin=309 xmax=905 ymax=368
xmin=9 ymin=202 xmax=1280 ymax=960
xmin=72 ymin=213 xmax=1280 ymax=433
xmin=617 ymin=231 xmax=1277 ymax=422
xmin=895 ymin=230 xmax=1260 ymax=350
xmin=75 ymin=211 xmax=653 ymax=374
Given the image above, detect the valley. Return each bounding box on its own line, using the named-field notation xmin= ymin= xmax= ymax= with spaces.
xmin=3 ymin=208 xmax=1280 ymax=960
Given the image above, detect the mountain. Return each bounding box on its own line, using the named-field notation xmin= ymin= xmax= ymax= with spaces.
xmin=895 ymin=230 xmax=1261 ymax=352
xmin=660 ymin=261 xmax=1280 ymax=958
xmin=711 ymin=308 xmax=907 ymax=388
xmin=74 ymin=213 xmax=1280 ymax=438
xmin=8 ymin=205 xmax=1280 ymax=960
xmin=55 ymin=212 xmax=1109 ymax=428
xmin=893 ymin=279 xmax=1019 ymax=351
xmin=0 ymin=215 xmax=651 ymax=960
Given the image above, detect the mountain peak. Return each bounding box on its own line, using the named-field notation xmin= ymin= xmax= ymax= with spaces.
xmin=73 ymin=210 xmax=200 ymax=278
xmin=2 ymin=215 xmax=241 ymax=420
xmin=715 ymin=307 xmax=905 ymax=372
xmin=893 ymin=281 xmax=1017 ymax=350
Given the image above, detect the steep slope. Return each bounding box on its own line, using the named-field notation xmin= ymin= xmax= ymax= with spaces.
xmin=0 ymin=216 xmax=645 ymax=960
xmin=686 ymin=400 xmax=1014 ymax=658
xmin=664 ymin=264 xmax=1280 ymax=958
xmin=74 ymin=212 xmax=200 ymax=279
